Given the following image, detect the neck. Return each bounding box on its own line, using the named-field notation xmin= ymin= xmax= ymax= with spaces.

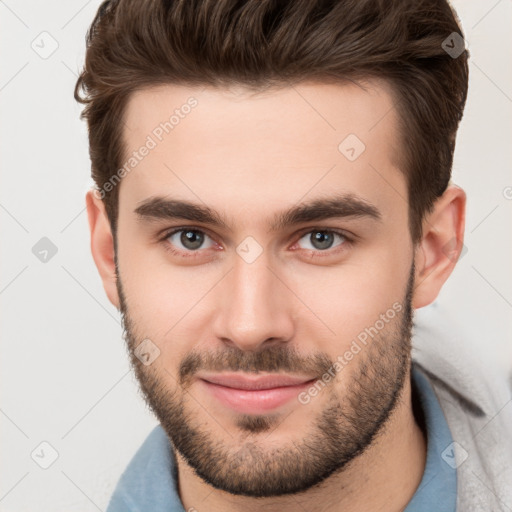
xmin=175 ymin=370 xmax=426 ymax=512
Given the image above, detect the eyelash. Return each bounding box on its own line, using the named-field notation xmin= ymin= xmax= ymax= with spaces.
xmin=158 ymin=226 xmax=354 ymax=260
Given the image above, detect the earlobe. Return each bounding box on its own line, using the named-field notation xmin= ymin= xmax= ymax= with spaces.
xmin=85 ymin=189 xmax=120 ymax=310
xmin=412 ymin=184 xmax=466 ymax=309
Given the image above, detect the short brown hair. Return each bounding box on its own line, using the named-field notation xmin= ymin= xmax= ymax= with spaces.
xmin=75 ymin=0 xmax=469 ymax=243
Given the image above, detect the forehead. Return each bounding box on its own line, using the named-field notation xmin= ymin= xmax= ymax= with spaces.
xmin=119 ymin=80 xmax=406 ymax=228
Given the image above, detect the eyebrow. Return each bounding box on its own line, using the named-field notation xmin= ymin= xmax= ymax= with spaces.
xmin=134 ymin=193 xmax=382 ymax=232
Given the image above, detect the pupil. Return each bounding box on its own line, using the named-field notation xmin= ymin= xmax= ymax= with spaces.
xmin=312 ymin=231 xmax=333 ymax=250
xmin=181 ymin=230 xmax=203 ymax=250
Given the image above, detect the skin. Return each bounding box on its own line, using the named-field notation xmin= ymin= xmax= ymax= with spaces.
xmin=86 ymin=80 xmax=466 ymax=512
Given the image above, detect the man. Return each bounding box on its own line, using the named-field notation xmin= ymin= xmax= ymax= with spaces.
xmin=76 ymin=0 xmax=511 ymax=510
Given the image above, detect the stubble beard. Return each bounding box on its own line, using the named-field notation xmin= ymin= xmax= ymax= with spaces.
xmin=116 ymin=262 xmax=415 ymax=497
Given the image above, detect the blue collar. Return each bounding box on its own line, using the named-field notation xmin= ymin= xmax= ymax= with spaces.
xmin=107 ymin=363 xmax=456 ymax=512
xmin=404 ymin=365 xmax=457 ymax=511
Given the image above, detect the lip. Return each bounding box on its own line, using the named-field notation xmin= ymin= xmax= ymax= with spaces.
xmin=198 ymin=372 xmax=316 ymax=414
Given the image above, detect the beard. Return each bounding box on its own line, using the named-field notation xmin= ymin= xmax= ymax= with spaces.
xmin=116 ymin=261 xmax=415 ymax=498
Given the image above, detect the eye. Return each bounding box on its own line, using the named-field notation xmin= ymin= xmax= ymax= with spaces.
xmin=294 ymin=229 xmax=350 ymax=253
xmin=159 ymin=226 xmax=352 ymax=260
xmin=163 ymin=228 xmax=216 ymax=254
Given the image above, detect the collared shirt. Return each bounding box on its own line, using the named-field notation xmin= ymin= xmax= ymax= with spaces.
xmin=404 ymin=365 xmax=457 ymax=511
xmin=106 ymin=363 xmax=457 ymax=512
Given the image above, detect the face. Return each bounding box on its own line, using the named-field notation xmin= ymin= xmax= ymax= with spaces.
xmin=114 ymin=80 xmax=416 ymax=497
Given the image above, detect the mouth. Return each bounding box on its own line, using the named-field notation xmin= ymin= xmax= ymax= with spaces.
xmin=197 ymin=372 xmax=317 ymax=414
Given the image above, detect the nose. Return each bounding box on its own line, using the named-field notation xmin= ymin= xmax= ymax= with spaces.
xmin=212 ymin=249 xmax=295 ymax=352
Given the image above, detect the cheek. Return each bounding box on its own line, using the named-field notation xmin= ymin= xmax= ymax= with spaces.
xmin=121 ymin=272 xmax=213 ymax=349
xmin=279 ymin=248 xmax=411 ymax=352
xmin=117 ymin=250 xmax=218 ymax=372
xmin=116 ymin=220 xmax=211 ymax=324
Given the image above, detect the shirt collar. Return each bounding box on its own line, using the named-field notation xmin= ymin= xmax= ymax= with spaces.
xmin=403 ymin=364 xmax=457 ymax=512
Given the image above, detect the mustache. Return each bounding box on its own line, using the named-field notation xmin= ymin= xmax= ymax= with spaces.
xmin=178 ymin=345 xmax=334 ymax=386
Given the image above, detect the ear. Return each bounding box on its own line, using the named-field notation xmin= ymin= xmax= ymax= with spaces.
xmin=412 ymin=184 xmax=466 ymax=309
xmin=85 ymin=189 xmax=120 ymax=309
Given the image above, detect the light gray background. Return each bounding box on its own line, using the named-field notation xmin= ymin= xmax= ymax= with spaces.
xmin=1 ymin=1 xmax=511 ymax=510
